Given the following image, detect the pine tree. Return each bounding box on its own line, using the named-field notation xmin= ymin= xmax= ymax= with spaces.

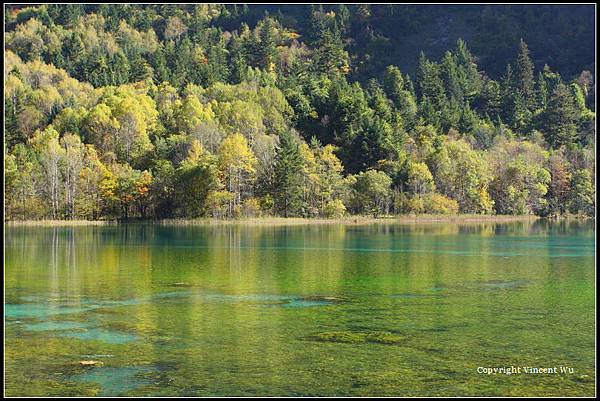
xmin=478 ymin=79 xmax=502 ymax=121
xmin=62 ymin=32 xmax=86 ymax=79
xmin=458 ymin=102 xmax=479 ymax=135
xmin=130 ymin=55 xmax=153 ymax=82
xmin=500 ymin=63 xmax=515 ymax=125
xmin=417 ymin=52 xmax=447 ymax=127
xmin=514 ymin=39 xmax=536 ymax=110
xmin=149 ymin=45 xmax=170 ymax=84
xmin=441 ymin=51 xmax=463 ymax=104
xmin=258 ymin=17 xmax=277 ymax=72
xmin=273 ymin=131 xmax=305 ymax=217
xmin=455 ymin=39 xmax=482 ymax=99
xmin=541 ymin=82 xmax=580 ymax=148
xmin=337 ymin=4 xmax=350 ymax=35
xmin=314 ymin=19 xmax=349 ymax=75
xmin=308 ymin=5 xmax=327 ymax=45
xmin=109 ymin=52 xmax=131 ymax=85
xmin=228 ymin=32 xmax=247 ymax=83
xmin=383 ymin=65 xmax=404 ymax=104
xmin=535 ymin=71 xmax=548 ymax=110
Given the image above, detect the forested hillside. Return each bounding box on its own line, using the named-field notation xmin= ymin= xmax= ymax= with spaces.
xmin=4 ymin=4 xmax=596 ymax=220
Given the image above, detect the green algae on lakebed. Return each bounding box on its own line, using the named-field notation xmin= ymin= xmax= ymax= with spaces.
xmin=309 ymin=330 xmax=405 ymax=344
xmin=4 ymin=220 xmax=595 ymax=396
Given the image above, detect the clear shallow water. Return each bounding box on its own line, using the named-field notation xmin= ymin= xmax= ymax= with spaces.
xmin=4 ymin=220 xmax=595 ymax=396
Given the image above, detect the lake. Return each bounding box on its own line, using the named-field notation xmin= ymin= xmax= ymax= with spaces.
xmin=4 ymin=220 xmax=595 ymax=396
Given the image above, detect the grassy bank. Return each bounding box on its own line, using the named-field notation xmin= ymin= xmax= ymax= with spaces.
xmin=4 ymin=220 xmax=118 ymax=227
xmin=3 ymin=214 xmax=549 ymax=227
xmin=154 ymin=214 xmax=544 ymax=226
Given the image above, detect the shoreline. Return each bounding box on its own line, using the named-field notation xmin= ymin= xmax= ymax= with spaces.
xmin=4 ymin=214 xmax=589 ymax=227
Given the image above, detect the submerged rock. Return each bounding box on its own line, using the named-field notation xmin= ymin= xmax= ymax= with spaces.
xmin=71 ymin=365 xmax=155 ymax=397
xmin=311 ymin=331 xmax=366 ymax=343
xmin=60 ymin=328 xmax=140 ymax=344
xmin=281 ymin=296 xmax=346 ymax=308
xmin=573 ymin=374 xmax=593 ymax=383
xmin=310 ymin=330 xmax=405 ymax=345
xmin=24 ymin=321 xmax=90 ymax=332
xmin=82 ymin=355 xmax=114 ymax=358
xmin=364 ymin=331 xmax=406 ymax=344
xmin=478 ymin=280 xmax=528 ymax=290
xmin=199 ymin=292 xmax=349 ymax=308
xmin=301 ymin=295 xmax=349 ymax=303
xmin=79 ymin=360 xmax=104 ymax=367
xmin=283 ymin=295 xmax=350 ymax=308
xmin=429 ymin=280 xmax=529 ymax=293
xmin=4 ymin=303 xmax=90 ymax=319
xmin=390 ymin=293 xmax=445 ymax=298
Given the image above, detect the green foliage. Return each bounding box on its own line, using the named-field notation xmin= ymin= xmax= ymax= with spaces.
xmin=542 ymin=151 xmax=572 ymax=217
xmin=540 ymin=83 xmax=580 ymax=148
xmin=406 ymin=161 xmax=435 ymax=195
xmin=514 ymin=39 xmax=536 ymax=110
xmin=430 ymin=138 xmax=494 ymax=214
xmin=111 ymin=162 xmax=153 ymax=219
xmin=322 ymin=199 xmax=347 ymax=218
xmin=568 ymin=170 xmax=595 ymax=217
xmin=395 ymin=192 xmax=459 ymax=215
xmin=217 ymin=133 xmax=257 ymax=216
xmin=2 ymin=5 xmax=595 ymax=221
xmin=488 ymin=139 xmax=551 ymax=215
xmin=175 ymin=140 xmax=221 ymax=218
xmin=273 ymin=131 xmax=305 ymax=217
xmin=351 ymin=170 xmax=392 ymax=217
xmin=422 ymin=193 xmax=459 ymax=215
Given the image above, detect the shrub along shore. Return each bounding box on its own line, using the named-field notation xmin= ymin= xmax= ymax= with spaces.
xmin=3 ymin=214 xmax=558 ymax=227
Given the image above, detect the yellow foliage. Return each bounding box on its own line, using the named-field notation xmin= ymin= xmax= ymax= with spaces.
xmin=218 ymin=133 xmax=257 ymax=176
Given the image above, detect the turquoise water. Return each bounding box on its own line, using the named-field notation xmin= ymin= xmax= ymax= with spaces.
xmin=4 ymin=220 xmax=596 ymax=396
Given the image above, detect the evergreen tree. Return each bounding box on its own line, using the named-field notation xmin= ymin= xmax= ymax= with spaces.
xmin=383 ymin=65 xmax=404 ymax=104
xmin=417 ymin=52 xmax=447 ymax=129
xmin=535 ymin=71 xmax=548 ymax=110
xmin=514 ymin=39 xmax=536 ymax=110
xmin=541 ymin=82 xmax=580 ymax=148
xmin=258 ymin=16 xmax=277 ymax=72
xmin=454 ymin=39 xmax=482 ymax=100
xmin=2 ymin=5 xmax=596 ymax=221
xmin=441 ymin=51 xmax=463 ymax=104
xmin=228 ymin=32 xmax=248 ymax=83
xmin=130 ymin=55 xmax=153 ymax=82
xmin=273 ymin=131 xmax=305 ymax=217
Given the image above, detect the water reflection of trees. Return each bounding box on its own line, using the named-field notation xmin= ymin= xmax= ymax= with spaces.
xmin=6 ymin=221 xmax=595 ymax=297
xmin=5 ymin=221 xmax=595 ymax=339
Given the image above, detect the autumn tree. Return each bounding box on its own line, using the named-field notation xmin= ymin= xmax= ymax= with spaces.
xmin=60 ymin=133 xmax=85 ymax=219
xmin=77 ymin=145 xmax=115 ymax=220
xmin=175 ymin=140 xmax=221 ymax=217
xmin=217 ymin=133 xmax=257 ymax=216
xmin=351 ymin=169 xmax=392 ymax=217
xmin=30 ymin=126 xmax=65 ymax=219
